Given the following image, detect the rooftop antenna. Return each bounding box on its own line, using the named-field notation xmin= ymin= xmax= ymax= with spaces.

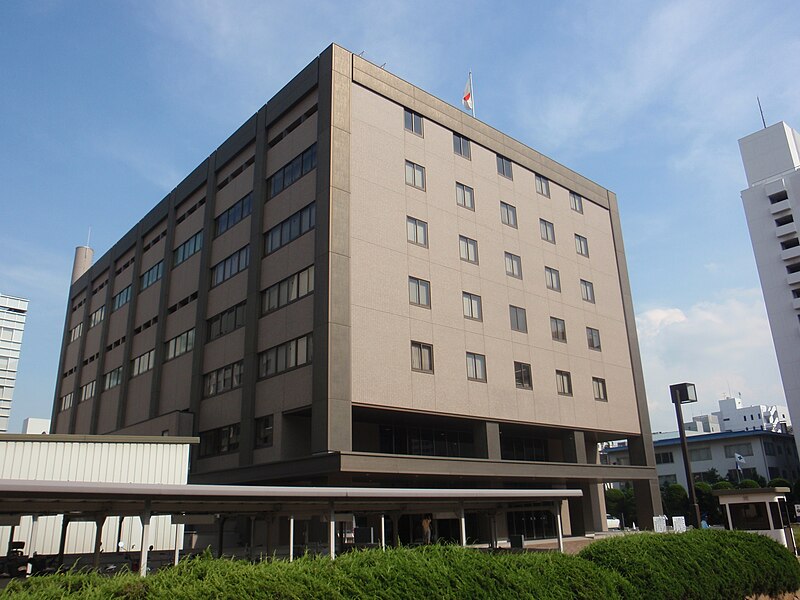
xmin=757 ymin=96 xmax=766 ymax=129
xmin=380 ymin=63 xmax=387 ymax=69
xmin=358 ymin=50 xmax=365 ymax=57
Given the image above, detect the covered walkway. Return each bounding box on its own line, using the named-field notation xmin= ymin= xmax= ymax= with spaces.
xmin=0 ymin=479 xmax=581 ymax=576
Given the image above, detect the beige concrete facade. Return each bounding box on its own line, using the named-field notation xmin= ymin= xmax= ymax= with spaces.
xmin=52 ymin=44 xmax=660 ymax=538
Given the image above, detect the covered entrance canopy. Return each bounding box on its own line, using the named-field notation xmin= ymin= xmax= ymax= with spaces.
xmin=0 ymin=480 xmax=582 ymax=575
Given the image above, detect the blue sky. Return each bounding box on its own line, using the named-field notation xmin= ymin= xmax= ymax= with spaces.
xmin=2 ymin=0 xmax=799 ymax=433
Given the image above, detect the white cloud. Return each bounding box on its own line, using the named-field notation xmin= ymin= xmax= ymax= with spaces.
xmin=636 ymin=288 xmax=786 ymax=432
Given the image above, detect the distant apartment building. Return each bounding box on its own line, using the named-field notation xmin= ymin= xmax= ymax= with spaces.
xmin=0 ymin=293 xmax=28 ymax=432
xmin=681 ymin=395 xmax=791 ymax=434
xmin=51 ymin=44 xmax=660 ymax=539
xmin=604 ymin=429 xmax=800 ymax=489
xmin=739 ymin=122 xmax=800 ymax=452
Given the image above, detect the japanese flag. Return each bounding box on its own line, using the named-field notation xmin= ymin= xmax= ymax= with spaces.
xmin=462 ymin=76 xmax=473 ymax=111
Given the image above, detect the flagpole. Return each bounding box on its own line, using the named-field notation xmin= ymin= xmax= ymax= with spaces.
xmin=469 ymin=71 xmax=475 ymax=118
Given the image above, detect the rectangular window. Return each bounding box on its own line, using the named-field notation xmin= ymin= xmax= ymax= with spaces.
xmin=258 ymin=333 xmax=313 ymax=379
xmin=592 ymin=377 xmax=607 ymax=402
xmin=174 ymin=230 xmax=203 ymax=267
xmin=112 ymin=285 xmax=132 ymax=311
xmin=540 ymin=219 xmax=556 ymax=243
xmin=689 ymin=447 xmax=712 ymax=461
xmin=655 ymin=451 xmax=674 ymax=465
xmin=199 ymin=423 xmax=240 ymax=458
xmin=89 ymin=306 xmax=105 ymax=329
xmin=211 ymin=246 xmax=250 ymax=287
xmin=505 ymin=252 xmax=522 ymax=278
xmin=570 ymin=192 xmax=584 ymax=213
xmin=203 ymin=360 xmax=244 ymax=398
xmin=69 ymin=322 xmax=83 ymax=342
xmin=500 ymin=202 xmax=517 ymax=228
xmin=724 ymin=443 xmax=754 ymax=458
xmin=515 ymin=361 xmax=532 ymax=389
xmin=406 ymin=216 xmax=428 ymax=247
xmin=79 ymin=380 xmax=95 ymax=402
xmin=404 ymin=108 xmax=423 ymax=135
xmin=556 ymin=370 xmax=572 ymax=396
xmin=103 ymin=366 xmax=123 ymax=391
xmin=545 ymin=267 xmax=561 ymax=292
xmin=535 ymin=174 xmax=550 ymax=197
xmin=408 ymin=277 xmax=431 ymax=307
xmin=466 ymin=352 xmax=487 ymax=382
xmin=455 ymin=182 xmax=475 ymax=210
xmin=586 ymin=327 xmax=602 ymax=351
xmin=405 ymin=160 xmax=426 ymax=190
xmin=165 ymin=328 xmax=195 ymax=360
xmin=453 ymin=133 xmax=471 ymax=159
xmin=255 ymin=414 xmax=274 ymax=447
xmin=264 ymin=203 xmax=316 ymax=255
xmin=267 ymin=143 xmax=317 ymax=199
xmin=60 ymin=392 xmax=73 ymax=412
xmin=462 ymin=292 xmax=482 ymax=321
xmin=509 ymin=305 xmax=528 ymax=333
xmin=215 ymin=193 xmax=252 ymax=237
xmin=262 ymin=265 xmax=314 ymax=315
xmin=140 ymin=261 xmax=164 ymax=291
xmin=411 ymin=341 xmax=433 ymax=373
xmin=580 ymin=279 xmax=595 ymax=303
xmin=551 ymin=317 xmax=567 ymax=342
xmin=459 ymin=236 xmax=479 ymax=264
xmin=131 ymin=349 xmax=155 ymax=377
xmin=575 ymin=234 xmax=590 ymax=257
xmin=208 ymin=301 xmax=247 ymax=341
xmin=496 ymin=154 xmax=513 ymax=179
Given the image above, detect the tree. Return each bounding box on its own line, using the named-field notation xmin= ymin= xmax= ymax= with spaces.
xmin=694 ymin=481 xmax=722 ymax=524
xmin=701 ymin=468 xmax=723 ymax=484
xmin=662 ymin=483 xmax=689 ymax=518
xmin=605 ymin=487 xmax=638 ymax=527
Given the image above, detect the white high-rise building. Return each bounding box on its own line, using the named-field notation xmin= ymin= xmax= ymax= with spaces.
xmin=739 ymin=121 xmax=800 ymax=451
xmin=0 ymin=294 xmax=28 ymax=432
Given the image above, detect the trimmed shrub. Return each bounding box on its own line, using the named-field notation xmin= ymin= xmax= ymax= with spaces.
xmin=738 ymin=479 xmax=760 ymax=489
xmin=712 ymin=481 xmax=734 ymax=490
xmin=579 ymin=528 xmax=800 ymax=600
xmin=3 ymin=546 xmax=636 ymax=600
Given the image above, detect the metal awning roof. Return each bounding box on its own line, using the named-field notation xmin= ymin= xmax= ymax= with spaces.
xmin=0 ymin=479 xmax=582 ymax=517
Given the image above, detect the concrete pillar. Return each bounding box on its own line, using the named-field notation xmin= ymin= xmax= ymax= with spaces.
xmin=173 ymin=522 xmax=181 ymax=566
xmin=28 ymin=516 xmax=39 ymax=559
xmin=380 ymin=514 xmax=386 ymax=550
xmin=57 ymin=516 xmax=70 ymax=568
xmin=139 ymin=508 xmax=151 ymax=578
xmin=329 ymin=508 xmax=336 ymax=560
xmin=391 ymin=513 xmax=399 ymax=547
xmin=215 ymin=517 xmax=225 ymax=558
xmin=555 ymin=504 xmax=564 ymax=553
xmin=93 ymin=515 xmax=106 ymax=569
xmin=459 ymin=506 xmax=467 ymax=547
xmin=289 ymin=515 xmax=295 ymax=561
xmin=632 ymin=478 xmax=662 ymax=530
xmin=489 ymin=513 xmax=497 ymax=549
xmin=249 ymin=516 xmax=256 ymax=561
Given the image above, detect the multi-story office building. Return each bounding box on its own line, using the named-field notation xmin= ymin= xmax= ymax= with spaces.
xmin=739 ymin=122 xmax=800 ymax=452
xmin=0 ymin=293 xmax=28 ymax=433
xmin=680 ymin=395 xmax=791 ymax=434
xmin=51 ymin=44 xmax=660 ymax=538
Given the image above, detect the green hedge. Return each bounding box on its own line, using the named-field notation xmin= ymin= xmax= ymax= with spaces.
xmin=4 ymin=530 xmax=799 ymax=599
xmin=578 ymin=528 xmax=800 ymax=600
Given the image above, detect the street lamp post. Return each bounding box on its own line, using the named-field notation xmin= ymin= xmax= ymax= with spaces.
xmin=670 ymin=383 xmax=703 ymax=529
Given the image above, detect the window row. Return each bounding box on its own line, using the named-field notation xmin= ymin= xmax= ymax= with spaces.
xmin=165 ymin=328 xmax=195 ymax=361
xmin=140 ymin=261 xmax=164 ymax=291
xmin=174 ymin=231 xmax=203 ymax=267
xmin=131 ymin=349 xmax=155 ymax=377
xmin=267 ymin=143 xmax=317 ymax=199
xmin=197 ymin=416 xmax=273 ymax=458
xmin=264 ymin=202 xmax=316 ymax=255
xmin=89 ymin=306 xmax=105 ymax=329
xmin=203 ymin=360 xmax=243 ymax=398
xmin=257 ymin=333 xmax=313 ymax=379
xmin=68 ymin=322 xmax=83 ymax=342
xmin=79 ymin=380 xmax=95 ymax=402
xmin=211 ymin=246 xmax=250 ymax=288
xmin=112 ymin=285 xmax=131 ymax=311
xmin=208 ymin=301 xmax=246 ymax=342
xmin=215 ymin=193 xmax=252 ymax=238
xmin=262 ymin=265 xmax=314 ymax=314
xmin=104 ymin=366 xmax=122 ymax=391
xmin=409 ymin=342 xmax=608 ymax=399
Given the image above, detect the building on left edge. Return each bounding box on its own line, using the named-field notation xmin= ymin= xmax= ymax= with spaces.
xmin=0 ymin=293 xmax=28 ymax=433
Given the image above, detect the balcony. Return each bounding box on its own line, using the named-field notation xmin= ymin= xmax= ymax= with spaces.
xmin=770 ymin=199 xmax=791 ymax=215
xmin=792 ymin=297 xmax=800 ymax=310
xmin=787 ymin=272 xmax=800 ymax=286
xmin=781 ymin=246 xmax=800 ymax=261
xmin=776 ymin=222 xmax=797 ymax=238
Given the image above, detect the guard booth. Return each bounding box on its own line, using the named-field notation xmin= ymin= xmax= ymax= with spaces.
xmin=713 ymin=487 xmax=796 ymax=553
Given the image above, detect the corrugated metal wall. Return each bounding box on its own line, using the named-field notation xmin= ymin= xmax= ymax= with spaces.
xmin=0 ymin=439 xmax=190 ymax=556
